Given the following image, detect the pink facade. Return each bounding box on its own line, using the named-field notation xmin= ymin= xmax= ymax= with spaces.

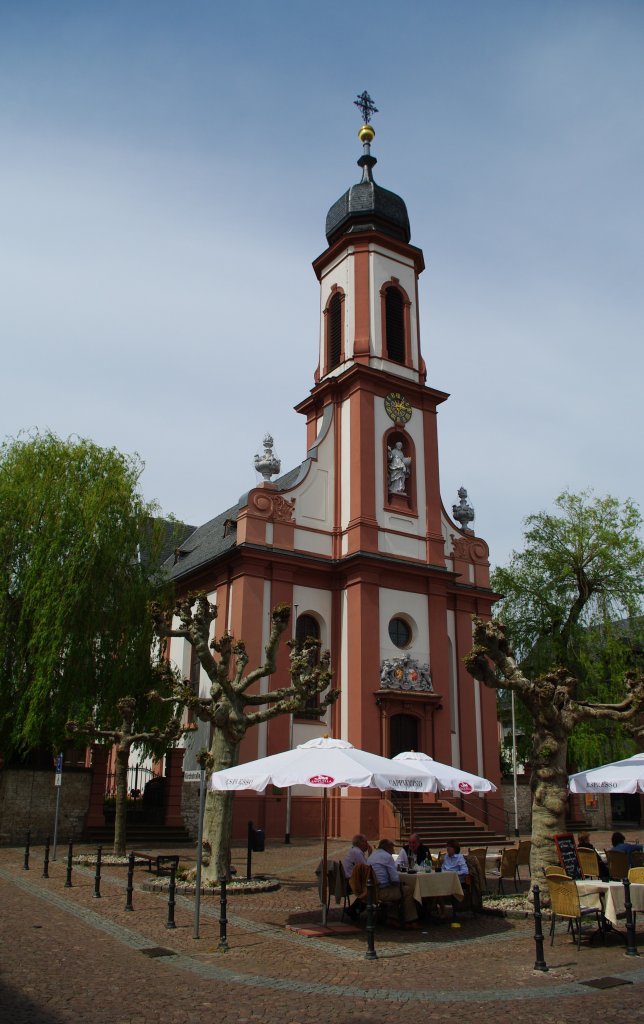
xmin=167 ymin=120 xmax=503 ymax=839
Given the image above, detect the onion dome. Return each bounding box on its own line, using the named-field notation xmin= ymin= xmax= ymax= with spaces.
xmin=325 ymin=111 xmax=411 ymax=246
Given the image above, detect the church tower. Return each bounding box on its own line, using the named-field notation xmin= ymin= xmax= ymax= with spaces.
xmin=167 ymin=96 xmax=502 ymax=840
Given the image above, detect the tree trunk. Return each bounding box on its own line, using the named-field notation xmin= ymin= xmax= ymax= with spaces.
xmin=528 ymin=718 xmax=570 ymax=895
xmin=113 ymin=744 xmax=130 ymax=857
xmin=202 ymin=729 xmax=240 ymax=882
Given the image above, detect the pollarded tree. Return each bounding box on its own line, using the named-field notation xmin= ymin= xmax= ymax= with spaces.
xmin=0 ymin=431 xmax=176 ymax=758
xmin=466 ymin=619 xmax=644 ymax=885
xmin=66 ymin=694 xmax=192 ymax=856
xmin=152 ymin=596 xmax=338 ymax=880
xmin=467 ymin=490 xmax=644 ymax=885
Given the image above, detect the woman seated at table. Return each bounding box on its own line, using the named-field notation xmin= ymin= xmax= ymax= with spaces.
xmin=441 ymin=839 xmax=469 ymax=880
xmin=431 ymin=839 xmax=469 ymax=921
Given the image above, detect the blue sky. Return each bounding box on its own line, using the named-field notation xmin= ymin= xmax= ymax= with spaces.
xmin=1 ymin=1 xmax=642 ymax=568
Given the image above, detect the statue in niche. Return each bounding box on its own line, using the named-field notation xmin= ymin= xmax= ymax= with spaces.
xmin=387 ymin=441 xmax=412 ymax=495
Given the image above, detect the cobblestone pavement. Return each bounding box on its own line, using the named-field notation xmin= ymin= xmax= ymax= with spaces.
xmin=1 ymin=838 xmax=643 ymax=1024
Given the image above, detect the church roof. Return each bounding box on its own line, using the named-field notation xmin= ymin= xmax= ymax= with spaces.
xmin=325 ymin=121 xmax=410 ymax=245
xmin=163 ymin=464 xmax=304 ymax=581
xmin=325 ymin=177 xmax=410 ymax=245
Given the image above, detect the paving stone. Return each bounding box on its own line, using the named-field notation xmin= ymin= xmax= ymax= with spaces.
xmin=1 ymin=835 xmax=643 ymax=1023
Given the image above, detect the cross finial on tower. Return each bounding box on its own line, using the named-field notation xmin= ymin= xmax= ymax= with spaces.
xmin=354 ymin=90 xmax=378 ymax=124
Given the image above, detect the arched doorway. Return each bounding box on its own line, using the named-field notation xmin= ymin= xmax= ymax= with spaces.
xmin=389 ymin=714 xmax=418 ymax=757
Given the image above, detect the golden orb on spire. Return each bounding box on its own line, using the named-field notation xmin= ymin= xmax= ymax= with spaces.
xmin=358 ymin=124 xmax=375 ymax=144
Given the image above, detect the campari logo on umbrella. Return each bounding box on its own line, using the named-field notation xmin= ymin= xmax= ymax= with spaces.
xmin=458 ymin=782 xmax=473 ymax=794
xmin=308 ymin=774 xmax=335 ymax=786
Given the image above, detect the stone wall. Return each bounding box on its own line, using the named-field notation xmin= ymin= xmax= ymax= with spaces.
xmin=0 ymin=768 xmax=92 ymax=844
xmin=500 ymin=777 xmax=619 ymax=836
xmin=500 ymin=777 xmax=533 ymax=835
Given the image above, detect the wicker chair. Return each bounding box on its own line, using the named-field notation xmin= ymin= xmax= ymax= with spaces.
xmin=631 ymin=851 xmax=644 ymax=867
xmin=493 ymin=848 xmax=519 ymax=893
xmin=515 ymin=840 xmax=532 ymax=881
xmin=544 ymin=865 xmax=569 ymax=878
xmin=548 ymin=875 xmax=604 ymax=950
xmin=576 ymin=848 xmax=601 ymax=880
xmin=349 ymin=863 xmax=404 ymax=926
xmin=607 ymin=850 xmax=630 ymax=881
xmin=468 ymin=847 xmax=488 ymax=892
xmin=325 ymin=860 xmax=353 ymax=920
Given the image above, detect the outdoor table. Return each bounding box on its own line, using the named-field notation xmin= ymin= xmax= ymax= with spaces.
xmin=575 ymin=880 xmax=644 ymax=928
xmin=407 ymin=870 xmax=464 ymax=902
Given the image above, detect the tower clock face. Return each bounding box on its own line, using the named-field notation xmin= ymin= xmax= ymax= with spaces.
xmin=384 ymin=391 xmax=412 ymax=424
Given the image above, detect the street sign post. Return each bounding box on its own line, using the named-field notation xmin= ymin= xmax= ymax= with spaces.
xmin=193 ymin=767 xmax=207 ymax=939
xmin=52 ymin=753 xmax=63 ymax=860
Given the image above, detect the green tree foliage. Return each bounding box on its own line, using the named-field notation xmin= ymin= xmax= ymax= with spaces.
xmin=0 ymin=431 xmax=173 ymax=758
xmin=492 ymin=490 xmax=644 ymax=768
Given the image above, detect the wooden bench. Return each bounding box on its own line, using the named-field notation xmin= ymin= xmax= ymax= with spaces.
xmin=131 ymin=852 xmax=180 ymax=876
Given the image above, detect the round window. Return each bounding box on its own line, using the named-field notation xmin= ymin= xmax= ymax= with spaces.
xmin=388 ymin=617 xmax=411 ymax=649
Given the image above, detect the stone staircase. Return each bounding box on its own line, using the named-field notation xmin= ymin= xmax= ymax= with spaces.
xmin=392 ymin=794 xmax=509 ymax=850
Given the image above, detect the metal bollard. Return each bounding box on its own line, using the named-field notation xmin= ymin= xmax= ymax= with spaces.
xmin=93 ymin=846 xmax=102 ymax=898
xmin=125 ymin=852 xmax=135 ymax=911
xmin=532 ymin=885 xmax=549 ymax=971
xmin=42 ymin=836 xmax=50 ymax=879
xmin=65 ymin=840 xmax=73 ymax=888
xmin=622 ymin=879 xmax=639 ymax=957
xmin=364 ymin=874 xmax=377 ymax=960
xmin=24 ymin=830 xmax=31 ymax=871
xmin=218 ymin=875 xmax=229 ymax=951
xmin=166 ymin=862 xmax=177 ymax=929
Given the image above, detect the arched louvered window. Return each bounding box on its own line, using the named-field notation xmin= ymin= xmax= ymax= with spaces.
xmin=296 ymin=614 xmax=321 ymax=653
xmin=296 ymin=614 xmax=322 ymax=716
xmin=385 ymin=286 xmax=405 ymax=363
xmin=328 ymin=292 xmax=342 ymax=370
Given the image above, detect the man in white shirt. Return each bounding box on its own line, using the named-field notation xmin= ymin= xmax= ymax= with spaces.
xmin=342 ymin=834 xmax=369 ymax=880
xmin=368 ymin=838 xmax=418 ymax=923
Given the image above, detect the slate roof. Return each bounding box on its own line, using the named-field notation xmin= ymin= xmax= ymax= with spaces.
xmin=163 ymin=463 xmax=305 ymax=581
xmin=325 ymin=178 xmax=411 ymax=245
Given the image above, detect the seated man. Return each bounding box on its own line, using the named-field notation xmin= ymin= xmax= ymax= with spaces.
xmin=343 ymin=834 xmax=369 ymax=919
xmin=398 ymin=833 xmax=430 ymax=870
xmin=610 ymin=831 xmax=644 ymax=865
xmin=368 ymin=838 xmax=418 ymax=924
xmin=343 ymin=834 xmax=369 ymax=880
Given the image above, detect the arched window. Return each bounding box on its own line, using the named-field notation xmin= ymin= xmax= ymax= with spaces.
xmin=385 ymin=286 xmax=405 ymax=363
xmin=328 ymin=292 xmax=342 ymax=370
xmin=295 ymin=614 xmax=322 ymax=717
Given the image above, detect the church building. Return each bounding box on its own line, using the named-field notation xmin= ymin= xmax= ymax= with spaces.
xmin=166 ymin=97 xmax=503 ymax=841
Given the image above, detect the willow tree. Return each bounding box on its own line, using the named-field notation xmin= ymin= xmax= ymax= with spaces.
xmin=152 ymin=596 xmax=338 ymax=880
xmin=468 ymin=490 xmax=644 ymax=884
xmin=0 ymin=431 xmax=173 ymax=758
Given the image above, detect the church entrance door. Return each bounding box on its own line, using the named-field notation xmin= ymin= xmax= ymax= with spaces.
xmin=389 ymin=714 xmax=418 ymax=758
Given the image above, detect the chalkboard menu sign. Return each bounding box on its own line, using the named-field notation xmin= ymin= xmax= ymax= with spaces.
xmin=554 ymin=833 xmax=581 ymax=879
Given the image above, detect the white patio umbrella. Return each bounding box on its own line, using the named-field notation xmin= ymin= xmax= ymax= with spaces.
xmin=569 ymin=752 xmax=644 ymax=794
xmin=210 ymin=736 xmax=436 ymax=923
xmin=392 ymin=750 xmax=497 ymax=793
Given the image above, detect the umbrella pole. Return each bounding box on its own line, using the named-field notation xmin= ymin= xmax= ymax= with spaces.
xmin=321 ymin=788 xmax=328 ymax=926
